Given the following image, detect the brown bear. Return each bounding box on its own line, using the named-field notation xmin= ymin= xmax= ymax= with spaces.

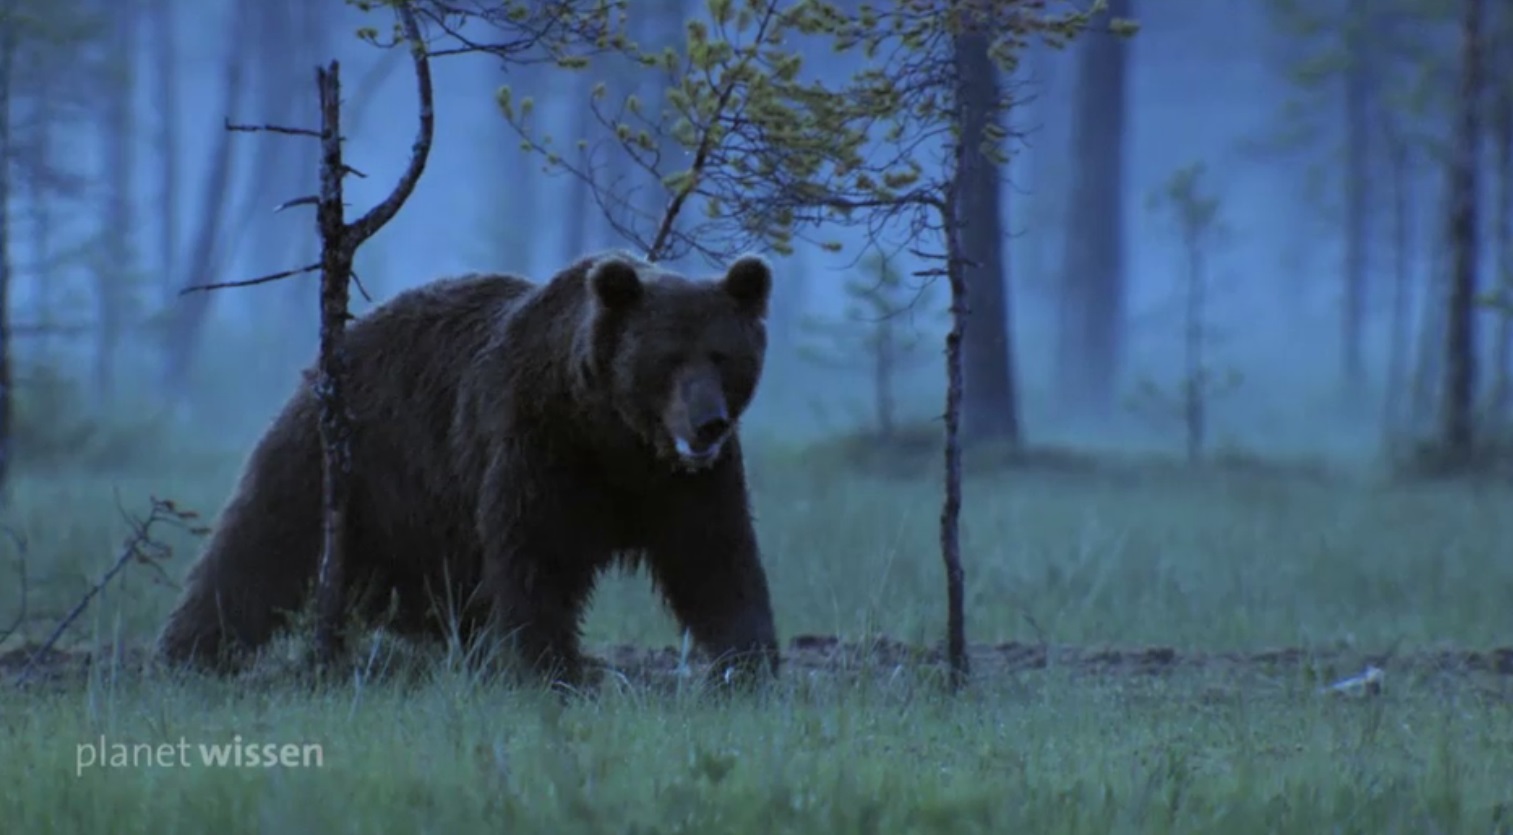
xmin=155 ymin=250 xmax=781 ymax=689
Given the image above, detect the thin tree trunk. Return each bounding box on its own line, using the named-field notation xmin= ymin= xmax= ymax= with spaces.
xmin=1340 ymin=0 xmax=1372 ymax=399
xmin=940 ymin=198 xmax=968 ymax=693
xmin=24 ymin=69 xmax=55 ymax=358
xmin=0 ymin=6 xmax=16 ymax=495
xmin=953 ymin=29 xmax=1019 ymax=446
xmin=152 ymin=0 xmax=179 ymax=317
xmin=1489 ymin=84 xmax=1512 ymax=419
xmin=1410 ymin=179 xmax=1451 ymax=434
xmin=1183 ymin=230 xmax=1206 ymax=463
xmin=1441 ymin=0 xmax=1484 ymax=461
xmin=874 ymin=322 xmax=895 ymax=440
xmin=1381 ymin=127 xmax=1415 ymax=436
xmin=312 ymin=62 xmax=354 ymax=667
xmin=97 ymin=0 xmax=138 ymax=407
xmin=1056 ymin=0 xmax=1130 ymax=419
xmin=163 ymin=0 xmax=250 ymax=406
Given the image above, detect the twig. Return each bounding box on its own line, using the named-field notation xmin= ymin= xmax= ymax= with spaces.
xmin=350 ymin=270 xmax=373 ymax=303
xmin=224 ymin=118 xmax=321 ymax=138
xmin=345 ymin=6 xmax=434 ymax=247
xmin=14 ymin=497 xmax=205 ymax=685
xmin=178 ymin=262 xmax=321 ymax=294
xmin=276 ymin=195 xmax=319 ymax=212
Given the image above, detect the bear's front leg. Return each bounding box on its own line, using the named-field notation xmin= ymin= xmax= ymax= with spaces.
xmin=645 ymin=458 xmax=780 ymax=690
xmin=475 ymin=456 xmax=601 ymax=690
xmin=477 ymin=545 xmax=598 ymax=688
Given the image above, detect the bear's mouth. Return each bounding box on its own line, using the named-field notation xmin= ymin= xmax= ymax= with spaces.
xmin=671 ymin=434 xmax=724 ymax=471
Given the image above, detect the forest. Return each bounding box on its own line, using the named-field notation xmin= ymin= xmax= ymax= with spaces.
xmin=1 ymin=0 xmax=1511 ymax=832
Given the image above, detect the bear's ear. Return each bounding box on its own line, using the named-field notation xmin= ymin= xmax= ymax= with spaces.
xmin=722 ymin=254 xmax=771 ymax=317
xmin=588 ymin=257 xmax=644 ymax=311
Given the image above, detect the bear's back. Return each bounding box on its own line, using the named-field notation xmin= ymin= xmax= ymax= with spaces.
xmin=324 ymin=272 xmax=537 ymax=486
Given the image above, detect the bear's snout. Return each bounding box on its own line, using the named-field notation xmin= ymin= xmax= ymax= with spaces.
xmin=668 ymin=373 xmax=732 ymax=467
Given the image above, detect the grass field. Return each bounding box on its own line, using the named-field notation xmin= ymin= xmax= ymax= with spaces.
xmin=2 ymin=435 xmax=1511 ymax=833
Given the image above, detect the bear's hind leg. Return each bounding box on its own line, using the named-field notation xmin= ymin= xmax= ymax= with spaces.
xmin=156 ymin=397 xmax=324 ymax=671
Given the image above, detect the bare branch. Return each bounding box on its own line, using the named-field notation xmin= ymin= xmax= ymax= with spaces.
xmin=178 ymin=262 xmax=320 ymax=294
xmin=350 ymin=270 xmax=374 ymax=303
xmin=14 ymin=497 xmax=204 ymax=685
xmin=224 ymin=118 xmax=321 ymax=138
xmin=276 ymin=195 xmax=320 ymax=212
xmin=396 ymin=0 xmax=623 ymax=63
xmin=347 ymin=1 xmax=434 ymax=247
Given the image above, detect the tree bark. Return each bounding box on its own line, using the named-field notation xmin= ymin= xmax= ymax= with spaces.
xmin=940 ymin=194 xmax=968 ymax=693
xmin=1056 ymin=0 xmax=1130 ymax=420
xmin=0 ymin=3 xmax=15 ymax=496
xmin=953 ymin=29 xmax=1019 ymax=446
xmin=1441 ymin=0 xmax=1484 ymax=461
xmin=1380 ymin=125 xmax=1414 ymax=435
xmin=1340 ymin=0 xmax=1372 ymax=399
xmin=312 ymin=62 xmax=353 ymax=667
xmin=97 ymin=0 xmax=138 ymax=407
xmin=1489 ymin=82 xmax=1512 ymax=419
xmin=151 ymin=0 xmax=179 ymax=322
xmin=163 ymin=0 xmax=250 ymax=408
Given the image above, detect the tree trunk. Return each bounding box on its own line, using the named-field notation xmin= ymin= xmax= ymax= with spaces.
xmin=1441 ymin=0 xmax=1484 ymax=461
xmin=940 ymin=198 xmax=968 ymax=692
xmin=1489 ymin=83 xmax=1512 ymax=420
xmin=151 ymin=0 xmax=179 ymax=321
xmin=24 ymin=61 xmax=56 ymax=358
xmin=0 ymin=6 xmax=15 ymax=496
xmin=1182 ymin=227 xmax=1206 ymax=463
xmin=311 ymin=62 xmax=354 ymax=667
xmin=162 ymin=0 xmax=250 ymax=407
xmin=1381 ymin=126 xmax=1415 ymax=436
xmin=874 ymin=321 xmax=896 ymax=440
xmin=1340 ymin=0 xmax=1372 ymax=400
xmin=97 ymin=0 xmax=138 ymax=408
xmin=953 ymin=29 xmax=1019 ymax=446
xmin=1410 ymin=178 xmax=1451 ymax=435
xmin=1055 ymin=0 xmax=1130 ymax=420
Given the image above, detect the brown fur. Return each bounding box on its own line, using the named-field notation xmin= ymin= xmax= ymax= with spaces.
xmin=156 ymin=251 xmax=781 ymax=688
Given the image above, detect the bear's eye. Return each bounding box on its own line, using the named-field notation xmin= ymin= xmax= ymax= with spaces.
xmin=709 ymin=350 xmax=729 ymax=366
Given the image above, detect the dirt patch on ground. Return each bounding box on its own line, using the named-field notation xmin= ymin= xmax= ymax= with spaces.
xmin=6 ymin=635 xmax=1510 ymax=693
xmin=604 ymin=634 xmax=1513 ymax=684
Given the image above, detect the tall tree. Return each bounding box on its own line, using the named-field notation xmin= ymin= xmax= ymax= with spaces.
xmin=162 ymin=0 xmax=251 ymax=408
xmin=1056 ymin=0 xmax=1130 ymax=420
xmin=954 ymin=28 xmax=1019 ymax=445
xmin=150 ymin=0 xmax=178 ymax=326
xmin=0 ymin=0 xmax=17 ymax=494
xmin=1441 ymin=0 xmax=1484 ymax=461
xmin=1488 ymin=13 xmax=1513 ymax=421
xmin=95 ymin=0 xmax=138 ymax=406
xmin=1337 ymin=0 xmax=1374 ymax=399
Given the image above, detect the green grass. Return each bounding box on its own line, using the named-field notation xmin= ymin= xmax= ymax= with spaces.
xmin=2 ymin=438 xmax=1511 ymax=833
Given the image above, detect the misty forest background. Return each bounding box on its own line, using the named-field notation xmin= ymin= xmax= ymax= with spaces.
xmin=3 ymin=0 xmax=1511 ymax=488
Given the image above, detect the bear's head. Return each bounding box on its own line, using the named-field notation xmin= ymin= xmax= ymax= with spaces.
xmin=578 ymin=251 xmax=772 ymax=473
